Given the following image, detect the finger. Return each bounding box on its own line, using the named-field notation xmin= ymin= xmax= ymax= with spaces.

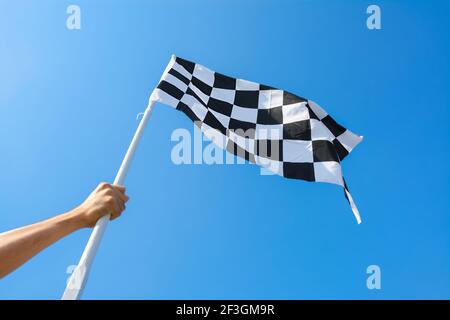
xmin=119 ymin=192 xmax=129 ymax=203
xmin=110 ymin=205 xmax=124 ymax=221
xmin=114 ymin=196 xmax=127 ymax=217
xmin=118 ymin=200 xmax=125 ymax=212
xmin=110 ymin=202 xmax=125 ymax=220
xmin=112 ymin=185 xmax=126 ymax=194
xmin=111 ymin=187 xmax=129 ymax=203
xmin=109 ymin=205 xmax=120 ymax=220
xmin=96 ymin=182 xmax=110 ymax=191
xmin=106 ymin=197 xmax=121 ymax=219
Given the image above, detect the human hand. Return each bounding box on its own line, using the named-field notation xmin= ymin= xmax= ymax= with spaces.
xmin=76 ymin=182 xmax=129 ymax=228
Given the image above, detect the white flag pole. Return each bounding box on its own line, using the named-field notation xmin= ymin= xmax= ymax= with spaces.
xmin=62 ymin=100 xmax=156 ymax=300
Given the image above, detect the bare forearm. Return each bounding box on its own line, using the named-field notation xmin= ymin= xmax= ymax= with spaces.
xmin=0 ymin=182 xmax=128 ymax=279
xmin=0 ymin=208 xmax=85 ymax=279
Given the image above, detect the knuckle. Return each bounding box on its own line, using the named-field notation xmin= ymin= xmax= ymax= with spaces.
xmin=105 ymin=196 xmax=115 ymax=204
xmin=99 ymin=182 xmax=109 ymax=189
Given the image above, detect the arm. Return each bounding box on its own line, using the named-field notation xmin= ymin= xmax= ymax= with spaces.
xmin=0 ymin=182 xmax=129 ymax=279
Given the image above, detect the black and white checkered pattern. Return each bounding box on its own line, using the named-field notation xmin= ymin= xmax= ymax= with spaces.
xmin=150 ymin=55 xmax=363 ymax=223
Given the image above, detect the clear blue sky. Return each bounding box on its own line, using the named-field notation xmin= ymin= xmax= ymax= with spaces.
xmin=0 ymin=0 xmax=449 ymax=299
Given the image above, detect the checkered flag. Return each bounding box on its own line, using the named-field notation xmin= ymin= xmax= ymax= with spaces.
xmin=150 ymin=55 xmax=363 ymax=223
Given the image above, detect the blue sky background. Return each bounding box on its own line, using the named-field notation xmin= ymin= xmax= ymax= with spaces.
xmin=0 ymin=0 xmax=449 ymax=299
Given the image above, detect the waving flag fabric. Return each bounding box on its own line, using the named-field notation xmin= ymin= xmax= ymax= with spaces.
xmin=150 ymin=55 xmax=363 ymax=223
